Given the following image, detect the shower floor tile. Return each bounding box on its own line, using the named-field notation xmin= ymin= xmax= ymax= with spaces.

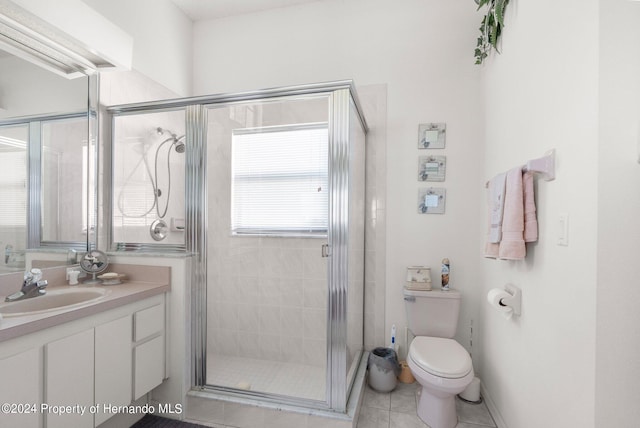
xmin=206 ymin=354 xmax=326 ymax=401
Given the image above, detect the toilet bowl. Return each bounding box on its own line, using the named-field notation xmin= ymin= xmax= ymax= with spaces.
xmin=407 ymin=336 xmax=474 ymax=428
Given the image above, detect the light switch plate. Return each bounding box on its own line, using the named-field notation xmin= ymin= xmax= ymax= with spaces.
xmin=558 ymin=213 xmax=569 ymax=246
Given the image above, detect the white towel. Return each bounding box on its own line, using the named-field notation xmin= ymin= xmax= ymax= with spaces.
xmin=488 ymin=172 xmax=507 ymax=243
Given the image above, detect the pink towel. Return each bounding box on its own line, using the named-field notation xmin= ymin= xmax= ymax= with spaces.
xmin=523 ymin=171 xmax=538 ymax=242
xmin=497 ymin=167 xmax=526 ymax=260
xmin=485 ymin=168 xmax=538 ymax=260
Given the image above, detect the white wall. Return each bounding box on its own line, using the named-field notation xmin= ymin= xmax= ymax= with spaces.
xmin=192 ymin=0 xmax=484 ymax=362
xmin=479 ymin=1 xmax=599 ymax=427
xmin=596 ymin=1 xmax=640 ymax=426
xmin=83 ymin=0 xmax=193 ymax=97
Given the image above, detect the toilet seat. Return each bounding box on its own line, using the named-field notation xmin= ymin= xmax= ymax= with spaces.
xmin=409 ymin=336 xmax=472 ymax=379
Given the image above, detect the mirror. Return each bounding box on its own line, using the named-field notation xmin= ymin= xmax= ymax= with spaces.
xmin=0 ymin=46 xmax=95 ymax=274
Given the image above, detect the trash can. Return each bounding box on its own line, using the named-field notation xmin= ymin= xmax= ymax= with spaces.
xmin=367 ymin=347 xmax=401 ymax=392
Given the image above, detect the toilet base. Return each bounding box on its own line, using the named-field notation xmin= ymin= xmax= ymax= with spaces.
xmin=416 ymin=386 xmax=457 ymax=428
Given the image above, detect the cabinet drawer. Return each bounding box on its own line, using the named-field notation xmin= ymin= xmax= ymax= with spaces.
xmin=134 ymin=335 xmax=164 ymax=400
xmin=134 ymin=303 xmax=164 ymax=342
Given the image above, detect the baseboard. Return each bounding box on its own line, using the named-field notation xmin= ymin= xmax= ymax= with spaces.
xmin=480 ymin=383 xmax=508 ymax=428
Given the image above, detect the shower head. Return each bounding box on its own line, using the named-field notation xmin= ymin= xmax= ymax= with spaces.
xmin=174 ymin=140 xmax=185 ymax=153
xmin=157 ymin=127 xmax=185 ymax=153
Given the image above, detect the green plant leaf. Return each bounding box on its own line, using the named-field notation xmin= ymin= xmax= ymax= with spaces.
xmin=476 ymin=0 xmax=490 ymax=10
xmin=495 ymin=0 xmax=507 ymax=27
xmin=473 ymin=0 xmax=509 ymax=65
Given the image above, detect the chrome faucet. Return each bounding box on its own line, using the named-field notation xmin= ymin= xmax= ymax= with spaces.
xmin=5 ymin=268 xmax=48 ymax=302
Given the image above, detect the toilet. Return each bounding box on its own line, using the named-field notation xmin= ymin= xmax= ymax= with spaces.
xmin=404 ymin=288 xmax=474 ymax=428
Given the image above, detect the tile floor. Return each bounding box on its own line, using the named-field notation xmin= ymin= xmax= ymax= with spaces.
xmin=357 ymin=382 xmax=496 ymax=428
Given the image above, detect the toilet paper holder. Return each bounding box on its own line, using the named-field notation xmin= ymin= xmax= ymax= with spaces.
xmin=499 ymin=284 xmax=521 ymax=316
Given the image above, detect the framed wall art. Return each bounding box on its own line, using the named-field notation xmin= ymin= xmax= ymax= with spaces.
xmin=418 ymin=123 xmax=446 ymax=149
xmin=418 ymin=187 xmax=446 ymax=214
xmin=418 ymin=155 xmax=446 ymax=182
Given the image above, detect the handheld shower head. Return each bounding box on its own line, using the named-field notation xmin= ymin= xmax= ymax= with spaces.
xmin=157 ymin=127 xmax=185 ymax=153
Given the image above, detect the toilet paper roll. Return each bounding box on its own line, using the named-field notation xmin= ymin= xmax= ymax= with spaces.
xmin=487 ymin=288 xmax=513 ymax=320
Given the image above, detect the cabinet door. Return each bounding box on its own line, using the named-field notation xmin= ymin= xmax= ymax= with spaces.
xmin=95 ymin=315 xmax=132 ymax=426
xmin=45 ymin=329 xmax=94 ymax=428
xmin=0 ymin=347 xmax=41 ymax=428
xmin=134 ymin=335 xmax=164 ymax=400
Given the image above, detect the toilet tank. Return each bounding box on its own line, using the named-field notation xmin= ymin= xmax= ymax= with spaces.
xmin=404 ymin=288 xmax=461 ymax=338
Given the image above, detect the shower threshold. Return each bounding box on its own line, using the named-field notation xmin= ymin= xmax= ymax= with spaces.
xmin=184 ymin=352 xmax=368 ymax=427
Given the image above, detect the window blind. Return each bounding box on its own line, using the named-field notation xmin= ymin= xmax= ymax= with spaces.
xmin=231 ymin=123 xmax=328 ymax=236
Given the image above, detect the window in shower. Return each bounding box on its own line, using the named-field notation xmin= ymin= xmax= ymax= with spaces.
xmin=231 ymin=123 xmax=328 ymax=236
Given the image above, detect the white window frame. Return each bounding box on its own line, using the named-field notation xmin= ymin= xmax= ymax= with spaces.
xmin=231 ymin=122 xmax=329 ymax=237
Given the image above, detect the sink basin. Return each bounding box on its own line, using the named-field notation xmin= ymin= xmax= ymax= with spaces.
xmin=0 ymin=288 xmax=109 ymax=317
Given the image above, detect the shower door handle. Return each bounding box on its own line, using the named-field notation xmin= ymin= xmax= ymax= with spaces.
xmin=321 ymin=244 xmax=331 ymax=258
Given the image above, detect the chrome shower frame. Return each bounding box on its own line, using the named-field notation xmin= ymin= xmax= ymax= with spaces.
xmin=106 ymin=80 xmax=368 ymax=414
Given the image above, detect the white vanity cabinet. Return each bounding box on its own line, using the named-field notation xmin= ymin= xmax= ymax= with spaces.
xmin=133 ymin=303 xmax=165 ymax=400
xmin=45 ymin=329 xmax=94 ymax=428
xmin=0 ymin=347 xmax=41 ymax=428
xmin=0 ymin=292 xmax=167 ymax=428
xmin=95 ymin=314 xmax=133 ymax=426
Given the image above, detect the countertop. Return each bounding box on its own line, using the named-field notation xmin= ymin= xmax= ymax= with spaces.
xmin=0 ymin=281 xmax=170 ymax=343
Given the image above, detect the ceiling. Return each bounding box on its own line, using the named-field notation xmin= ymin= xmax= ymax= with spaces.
xmin=171 ymin=0 xmax=323 ymax=21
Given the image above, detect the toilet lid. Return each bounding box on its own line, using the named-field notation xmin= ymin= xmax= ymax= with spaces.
xmin=409 ymin=336 xmax=472 ymax=379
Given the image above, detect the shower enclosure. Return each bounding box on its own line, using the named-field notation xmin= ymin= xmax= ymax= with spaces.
xmin=108 ymin=81 xmax=367 ymax=412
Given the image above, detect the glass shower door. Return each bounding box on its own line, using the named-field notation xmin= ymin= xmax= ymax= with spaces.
xmin=345 ymin=98 xmax=366 ymax=393
xmin=205 ymin=95 xmax=331 ymax=402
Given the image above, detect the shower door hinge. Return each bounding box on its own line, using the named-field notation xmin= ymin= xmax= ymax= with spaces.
xmin=321 ymin=244 xmax=331 ymax=258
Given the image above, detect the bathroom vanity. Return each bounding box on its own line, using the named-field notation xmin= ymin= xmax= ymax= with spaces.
xmin=0 ymin=275 xmax=169 ymax=428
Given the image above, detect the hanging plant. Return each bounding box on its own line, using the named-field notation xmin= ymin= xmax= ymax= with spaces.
xmin=474 ymin=0 xmax=510 ymax=65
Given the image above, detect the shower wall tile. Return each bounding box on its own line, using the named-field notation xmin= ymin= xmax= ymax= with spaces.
xmin=259 ymin=277 xmax=282 ymax=307
xmin=237 ymin=304 xmax=260 ymax=332
xmin=238 ymin=332 xmax=261 ymax=359
xmin=304 ymin=279 xmax=327 ymax=309
xmin=280 ymin=307 xmax=304 ymax=337
xmin=281 ymin=278 xmax=304 ymax=307
xmin=303 ymin=308 xmax=327 ymax=340
xmin=280 ymin=337 xmax=304 ymax=363
xmin=236 ymin=276 xmax=260 ymax=304
xmin=303 ymin=249 xmax=327 ymax=280
xmin=259 ymin=334 xmax=281 ymax=361
xmin=219 ymin=303 xmax=238 ymax=330
xmin=303 ymin=338 xmax=327 ymax=367
xmin=259 ymin=306 xmax=281 ymax=336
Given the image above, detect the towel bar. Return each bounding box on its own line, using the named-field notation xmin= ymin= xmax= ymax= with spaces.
xmin=485 ymin=149 xmax=556 ymax=187
xmin=522 ymin=149 xmax=555 ymax=181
